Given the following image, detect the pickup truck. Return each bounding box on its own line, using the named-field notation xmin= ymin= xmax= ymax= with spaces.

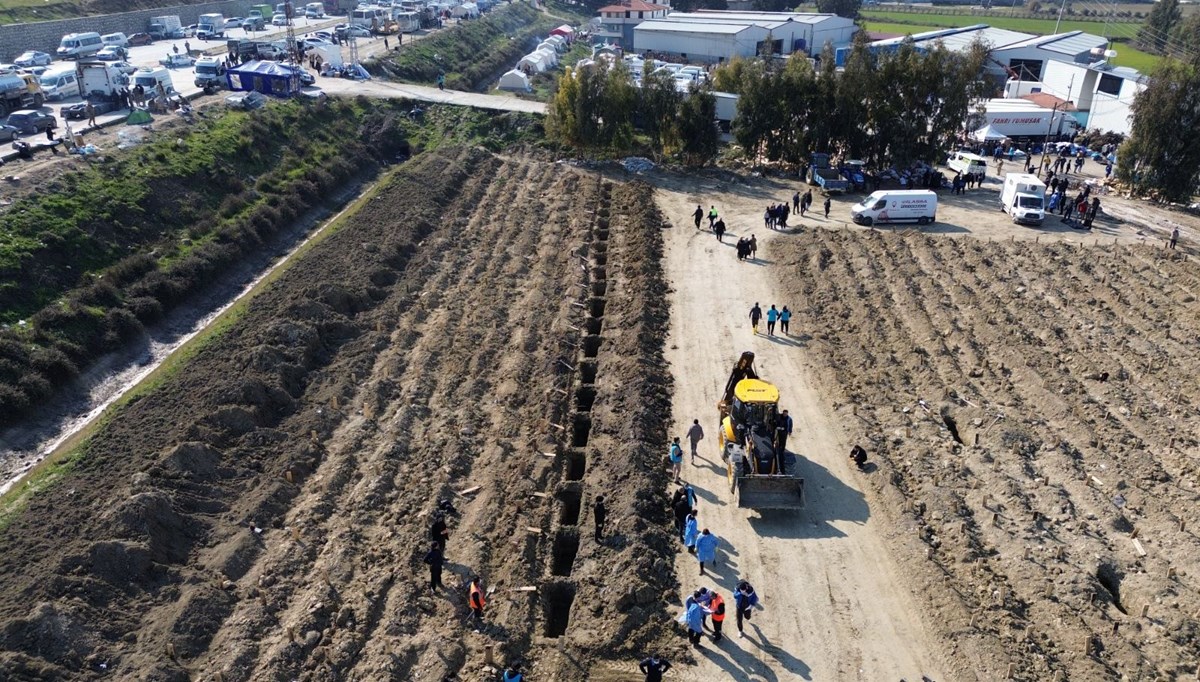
xmin=809 ymin=152 xmax=849 ymax=194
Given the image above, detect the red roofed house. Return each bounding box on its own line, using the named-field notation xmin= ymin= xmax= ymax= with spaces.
xmin=594 ymin=0 xmax=670 ymax=49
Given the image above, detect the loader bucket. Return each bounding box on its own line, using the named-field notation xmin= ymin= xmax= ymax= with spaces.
xmin=736 ymin=475 xmax=805 ymax=509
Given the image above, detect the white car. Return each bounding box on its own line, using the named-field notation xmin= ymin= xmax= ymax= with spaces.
xmin=302 ymin=37 xmax=332 ymax=48
xmin=14 ymin=51 xmax=52 ymax=67
xmin=112 ymin=61 xmax=138 ymax=75
xmin=159 ymin=53 xmax=196 ymax=68
xmin=0 ymin=63 xmax=16 ymax=74
xmin=272 ymin=13 xmax=289 ymax=26
xmin=96 ymin=46 xmax=126 ymax=61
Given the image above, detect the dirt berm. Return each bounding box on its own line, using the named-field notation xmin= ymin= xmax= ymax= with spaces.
xmin=0 ymin=148 xmax=678 ymax=680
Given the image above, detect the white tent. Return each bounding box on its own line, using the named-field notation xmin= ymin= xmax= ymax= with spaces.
xmin=537 ymin=41 xmax=560 ymax=55
xmin=518 ymin=52 xmax=551 ymax=73
xmin=451 ymin=2 xmax=479 ymax=17
xmin=498 ymin=69 xmax=531 ymax=92
xmin=970 ymin=124 xmax=1009 ymax=142
xmin=534 ymin=47 xmax=558 ymax=66
xmin=544 ymin=34 xmax=567 ymax=51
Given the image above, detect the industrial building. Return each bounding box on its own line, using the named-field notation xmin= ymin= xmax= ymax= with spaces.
xmin=858 ymin=24 xmax=1142 ymax=135
xmin=629 ymin=10 xmax=856 ymax=62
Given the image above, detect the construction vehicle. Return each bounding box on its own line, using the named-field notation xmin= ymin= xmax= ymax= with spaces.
xmin=717 ymin=352 xmax=805 ymax=509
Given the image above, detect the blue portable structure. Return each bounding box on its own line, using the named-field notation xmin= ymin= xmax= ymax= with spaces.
xmin=225 ymin=60 xmax=302 ymax=97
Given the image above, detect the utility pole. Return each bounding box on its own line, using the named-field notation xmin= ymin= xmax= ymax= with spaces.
xmin=1054 ymin=0 xmax=1069 ymax=34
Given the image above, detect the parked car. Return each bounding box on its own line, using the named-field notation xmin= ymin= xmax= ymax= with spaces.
xmin=251 ymin=43 xmax=283 ymax=59
xmin=159 ymin=53 xmax=195 ymax=68
xmin=226 ymin=90 xmax=266 ymax=110
xmin=0 ymin=124 xmax=19 ymax=141
xmin=20 ymin=65 xmax=48 ymax=77
xmin=272 ymin=13 xmax=288 ymax=25
xmin=242 ymin=17 xmax=265 ymax=30
xmin=227 ymin=16 xmax=245 ymax=26
xmin=4 ymin=110 xmax=57 ymax=135
xmin=280 ymin=65 xmax=315 ymax=85
xmin=111 ymin=61 xmax=137 ymax=75
xmin=301 ymin=37 xmax=331 ymax=48
xmin=336 ymin=24 xmax=370 ymax=38
xmin=96 ymin=46 xmax=126 ymax=61
xmin=64 ymin=98 xmax=120 ymax=119
xmin=14 ymin=51 xmax=52 ymax=67
xmin=128 ymin=32 xmax=154 ymax=46
xmin=314 ymin=31 xmax=334 ymax=41
xmin=183 ymin=24 xmax=198 ymax=37
xmin=0 ymin=64 xmax=16 ymax=74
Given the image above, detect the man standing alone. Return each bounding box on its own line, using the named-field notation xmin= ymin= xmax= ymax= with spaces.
xmin=693 ymin=205 xmax=703 ymax=229
xmin=639 ymin=654 xmax=671 ymax=681
xmin=686 ymin=419 xmax=704 ymax=465
xmin=749 ymin=302 xmax=763 ymax=334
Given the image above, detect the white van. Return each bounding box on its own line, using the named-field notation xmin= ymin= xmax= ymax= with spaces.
xmin=133 ymin=66 xmax=176 ymax=95
xmin=851 ymin=190 xmax=938 ymax=226
xmin=39 ymin=67 xmax=80 ymax=100
xmin=1000 ymin=173 xmax=1046 ymax=225
xmin=305 ymin=2 xmax=325 ymax=17
xmin=947 ymin=151 xmax=988 ymax=177
xmin=101 ymin=32 xmax=129 ymax=48
xmin=56 ymin=32 xmax=104 ymax=59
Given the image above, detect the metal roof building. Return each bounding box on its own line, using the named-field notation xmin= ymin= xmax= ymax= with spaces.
xmin=633 ymin=19 xmax=771 ymax=62
xmin=632 ymin=10 xmax=856 ymax=60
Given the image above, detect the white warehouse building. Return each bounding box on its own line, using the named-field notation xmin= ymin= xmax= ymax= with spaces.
xmin=633 ymin=11 xmax=856 ymax=63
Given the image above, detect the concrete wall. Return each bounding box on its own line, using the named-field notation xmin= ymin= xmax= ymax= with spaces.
xmin=1 ymin=0 xmax=257 ymax=61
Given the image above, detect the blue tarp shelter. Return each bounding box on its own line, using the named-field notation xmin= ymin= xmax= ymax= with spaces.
xmin=225 ymin=60 xmax=302 ymax=97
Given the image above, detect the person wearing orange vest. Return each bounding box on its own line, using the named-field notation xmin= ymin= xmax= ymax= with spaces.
xmin=468 ymin=577 xmax=486 ymax=622
xmin=709 ymin=591 xmax=726 ymax=642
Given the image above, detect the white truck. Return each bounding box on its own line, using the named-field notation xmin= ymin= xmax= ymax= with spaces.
xmin=851 ymin=190 xmax=938 ymax=226
xmin=976 ymin=98 xmax=1080 ymax=139
xmin=1000 ymin=173 xmax=1046 ymax=226
xmin=149 ymin=15 xmax=182 ymax=39
xmin=64 ymin=62 xmax=126 ymax=119
xmin=197 ymin=14 xmax=227 ymax=40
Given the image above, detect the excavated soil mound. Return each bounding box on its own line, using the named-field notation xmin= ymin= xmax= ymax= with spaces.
xmin=0 ymin=150 xmax=678 ymax=681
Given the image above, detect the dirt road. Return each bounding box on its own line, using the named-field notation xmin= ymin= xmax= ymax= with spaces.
xmin=653 ymin=185 xmax=948 ymax=680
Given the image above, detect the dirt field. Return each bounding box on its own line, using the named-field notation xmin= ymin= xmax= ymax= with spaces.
xmin=0 ymin=148 xmax=678 ymax=680
xmin=638 ymin=166 xmax=1200 ymax=682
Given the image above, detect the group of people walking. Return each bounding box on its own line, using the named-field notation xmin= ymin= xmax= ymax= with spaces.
xmin=748 ymin=302 xmax=790 ymax=336
xmin=680 ymin=581 xmax=762 ymax=649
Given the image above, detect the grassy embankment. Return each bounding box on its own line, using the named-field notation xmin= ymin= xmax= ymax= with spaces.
xmin=369 ymin=2 xmax=562 ymax=90
xmin=0 ymin=97 xmax=542 ymax=430
xmin=858 ymin=9 xmax=1162 ymax=72
xmin=0 ymin=100 xmax=544 ymax=529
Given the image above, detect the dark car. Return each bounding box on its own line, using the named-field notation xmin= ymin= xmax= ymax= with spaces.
xmin=63 ymin=99 xmax=119 ymax=120
xmin=0 ymin=124 xmax=19 ymax=141
xmin=128 ymin=32 xmax=154 ymax=46
xmin=4 ymin=110 xmax=57 ymax=135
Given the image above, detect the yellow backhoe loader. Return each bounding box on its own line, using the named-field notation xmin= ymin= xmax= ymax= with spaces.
xmin=717 ymin=351 xmax=805 ymax=509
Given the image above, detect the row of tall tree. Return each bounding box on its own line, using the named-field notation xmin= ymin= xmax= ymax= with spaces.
xmin=715 ymin=32 xmax=991 ymax=169
xmin=546 ymin=61 xmax=720 ymax=166
xmin=1136 ymin=0 xmax=1200 ymax=59
xmin=1118 ymin=51 xmax=1200 ymax=202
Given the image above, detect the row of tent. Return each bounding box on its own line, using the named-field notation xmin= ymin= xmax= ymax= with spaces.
xmin=498 ymin=24 xmax=575 ymax=92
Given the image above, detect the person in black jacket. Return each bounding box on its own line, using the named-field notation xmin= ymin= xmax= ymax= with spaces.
xmin=639 ymin=654 xmax=671 ymax=682
xmin=423 ymin=541 xmax=444 ymax=593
